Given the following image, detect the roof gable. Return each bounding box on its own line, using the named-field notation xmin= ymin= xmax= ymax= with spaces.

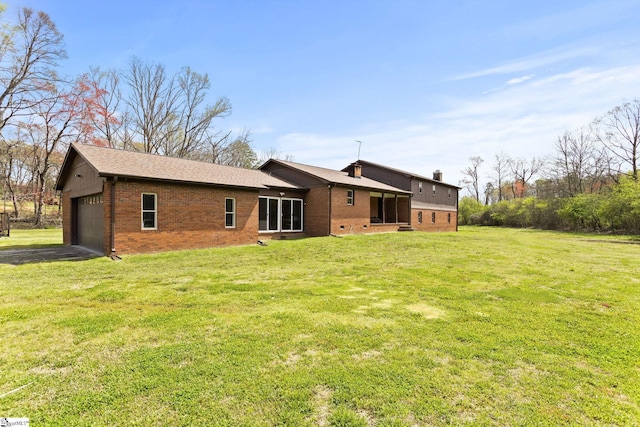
xmin=56 ymin=143 xmax=300 ymax=191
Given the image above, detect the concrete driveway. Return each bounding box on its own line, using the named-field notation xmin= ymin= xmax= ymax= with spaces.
xmin=0 ymin=246 xmax=99 ymax=265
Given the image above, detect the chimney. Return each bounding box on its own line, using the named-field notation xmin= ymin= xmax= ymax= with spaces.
xmin=348 ymin=162 xmax=362 ymax=178
xmin=433 ymin=170 xmax=442 ymax=181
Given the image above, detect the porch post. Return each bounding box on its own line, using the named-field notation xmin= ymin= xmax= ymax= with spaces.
xmin=395 ymin=195 xmax=398 ymax=224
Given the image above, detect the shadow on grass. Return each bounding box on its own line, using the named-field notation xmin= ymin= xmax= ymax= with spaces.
xmin=0 ymin=242 xmax=65 ymax=251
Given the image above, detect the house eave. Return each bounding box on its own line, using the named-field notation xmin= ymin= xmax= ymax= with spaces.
xmin=95 ymin=172 xmax=273 ymax=191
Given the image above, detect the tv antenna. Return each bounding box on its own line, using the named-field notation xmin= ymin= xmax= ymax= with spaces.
xmin=356 ymin=140 xmax=363 ymax=160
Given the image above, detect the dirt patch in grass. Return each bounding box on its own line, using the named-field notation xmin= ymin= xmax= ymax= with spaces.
xmin=406 ymin=303 xmax=445 ymax=319
xmin=352 ymin=350 xmax=382 ymax=362
xmin=309 ymin=385 xmax=334 ymax=427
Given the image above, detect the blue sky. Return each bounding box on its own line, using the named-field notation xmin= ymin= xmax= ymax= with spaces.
xmin=9 ymin=0 xmax=640 ymax=186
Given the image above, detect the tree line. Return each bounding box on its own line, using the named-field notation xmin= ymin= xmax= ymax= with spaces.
xmin=459 ymin=99 xmax=640 ymax=234
xmin=0 ymin=6 xmax=287 ymax=226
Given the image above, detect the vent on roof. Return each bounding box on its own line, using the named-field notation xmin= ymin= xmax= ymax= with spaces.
xmin=433 ymin=170 xmax=443 ymax=181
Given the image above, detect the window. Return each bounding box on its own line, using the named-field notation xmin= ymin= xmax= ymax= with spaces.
xmin=259 ymin=197 xmax=303 ymax=232
xmin=225 ymin=198 xmax=236 ymax=228
xmin=432 ymin=185 xmax=436 ymax=196
xmin=447 ymin=213 xmax=451 ymax=223
xmin=418 ymin=211 xmax=423 ymax=224
xmin=418 ymin=182 xmax=423 ymax=194
xmin=141 ymin=193 xmax=157 ymax=230
xmin=448 ymin=188 xmax=452 ymax=198
xmin=259 ymin=197 xmax=279 ymax=231
xmin=431 ymin=212 xmax=436 ymax=223
xmin=347 ymin=189 xmax=354 ymax=205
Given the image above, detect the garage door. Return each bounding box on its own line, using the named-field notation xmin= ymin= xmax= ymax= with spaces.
xmin=76 ymin=194 xmax=104 ymax=254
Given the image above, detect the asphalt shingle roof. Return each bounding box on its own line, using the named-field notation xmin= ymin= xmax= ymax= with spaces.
xmin=351 ymin=159 xmax=461 ymax=189
xmin=263 ymin=159 xmax=411 ymax=194
xmin=60 ymin=143 xmax=299 ymax=190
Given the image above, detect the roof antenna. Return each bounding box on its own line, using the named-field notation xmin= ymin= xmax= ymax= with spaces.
xmin=356 ymin=140 xmax=363 ymax=160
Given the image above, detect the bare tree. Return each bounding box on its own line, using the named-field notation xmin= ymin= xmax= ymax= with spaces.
xmin=0 ymin=7 xmax=66 ymax=134
xmin=164 ymin=67 xmax=231 ymax=158
xmin=23 ymin=77 xmax=92 ymax=225
xmin=461 ymin=156 xmax=484 ymax=201
xmin=122 ymin=59 xmax=234 ymax=159
xmin=86 ymin=67 xmax=124 ymax=148
xmin=593 ymin=98 xmax=640 ymax=179
xmin=510 ymin=157 xmax=541 ymax=198
xmin=489 ymin=151 xmax=510 ymax=202
xmin=255 ymin=147 xmax=295 ymax=166
xmin=124 ymin=57 xmax=179 ymax=154
xmin=549 ymin=128 xmax=612 ymax=197
xmin=0 ymin=138 xmax=32 ymax=217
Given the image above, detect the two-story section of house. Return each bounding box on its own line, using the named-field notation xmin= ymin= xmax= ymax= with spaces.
xmin=344 ymin=160 xmax=460 ymax=232
xmin=260 ymin=159 xmax=412 ymax=236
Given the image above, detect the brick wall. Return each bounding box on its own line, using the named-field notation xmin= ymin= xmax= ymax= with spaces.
xmin=330 ymin=187 xmax=371 ymax=235
xmin=368 ymin=223 xmax=403 ymax=233
xmin=304 ymin=186 xmax=330 ymax=236
xmin=111 ymin=180 xmax=259 ymax=254
xmin=412 ymin=209 xmax=457 ymax=232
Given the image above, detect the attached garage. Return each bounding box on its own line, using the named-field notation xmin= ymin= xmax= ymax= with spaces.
xmin=74 ymin=193 xmax=104 ymax=254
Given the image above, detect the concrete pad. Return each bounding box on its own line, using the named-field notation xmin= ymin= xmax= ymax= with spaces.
xmin=0 ymin=246 xmax=99 ymax=265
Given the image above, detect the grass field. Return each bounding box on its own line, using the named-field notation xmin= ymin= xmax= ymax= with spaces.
xmin=1 ymin=227 xmax=639 ymax=426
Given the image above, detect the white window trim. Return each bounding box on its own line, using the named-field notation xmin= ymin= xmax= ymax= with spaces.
xmin=347 ymin=189 xmax=354 ymax=206
xmin=141 ymin=193 xmax=157 ymax=230
xmin=225 ymin=198 xmax=236 ymax=228
xmin=259 ymin=196 xmax=303 ymax=233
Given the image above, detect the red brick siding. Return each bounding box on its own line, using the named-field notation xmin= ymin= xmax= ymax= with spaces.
xmin=412 ymin=209 xmax=457 ymax=232
xmin=369 ymin=223 xmax=403 ymax=233
xmin=304 ymin=186 xmax=330 ymax=236
xmin=112 ymin=180 xmax=259 ymax=254
xmin=330 ymin=187 xmax=371 ymax=235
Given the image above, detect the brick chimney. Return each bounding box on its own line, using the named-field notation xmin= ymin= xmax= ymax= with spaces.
xmin=348 ymin=162 xmax=362 ymax=178
xmin=433 ymin=170 xmax=442 ymax=181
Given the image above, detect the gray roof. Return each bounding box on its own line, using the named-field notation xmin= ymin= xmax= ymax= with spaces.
xmin=262 ymin=159 xmax=411 ymax=194
xmin=57 ymin=143 xmax=299 ymax=190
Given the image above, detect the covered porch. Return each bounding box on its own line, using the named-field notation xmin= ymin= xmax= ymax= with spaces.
xmin=369 ymin=192 xmax=411 ymax=226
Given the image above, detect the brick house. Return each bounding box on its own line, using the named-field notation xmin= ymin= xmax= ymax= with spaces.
xmin=343 ymin=160 xmax=461 ymax=232
xmin=56 ymin=144 xmax=458 ymax=256
xmin=259 ymin=159 xmax=413 ymax=236
xmin=55 ymin=143 xmax=301 ymax=255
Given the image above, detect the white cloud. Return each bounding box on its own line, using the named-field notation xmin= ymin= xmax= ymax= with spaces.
xmin=507 ymin=75 xmax=535 ymax=85
xmin=452 ymin=46 xmax=595 ymax=81
xmin=275 ymin=63 xmax=640 ymax=187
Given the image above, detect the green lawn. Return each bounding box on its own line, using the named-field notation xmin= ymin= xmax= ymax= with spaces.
xmin=0 ymin=228 xmax=63 ymax=249
xmin=1 ymin=227 xmax=639 ymax=426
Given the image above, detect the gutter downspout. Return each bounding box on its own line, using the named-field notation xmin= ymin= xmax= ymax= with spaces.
xmin=110 ymin=176 xmax=120 ymax=259
xmin=328 ymin=184 xmax=332 ymax=235
xmin=455 ymin=192 xmax=459 ymax=232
